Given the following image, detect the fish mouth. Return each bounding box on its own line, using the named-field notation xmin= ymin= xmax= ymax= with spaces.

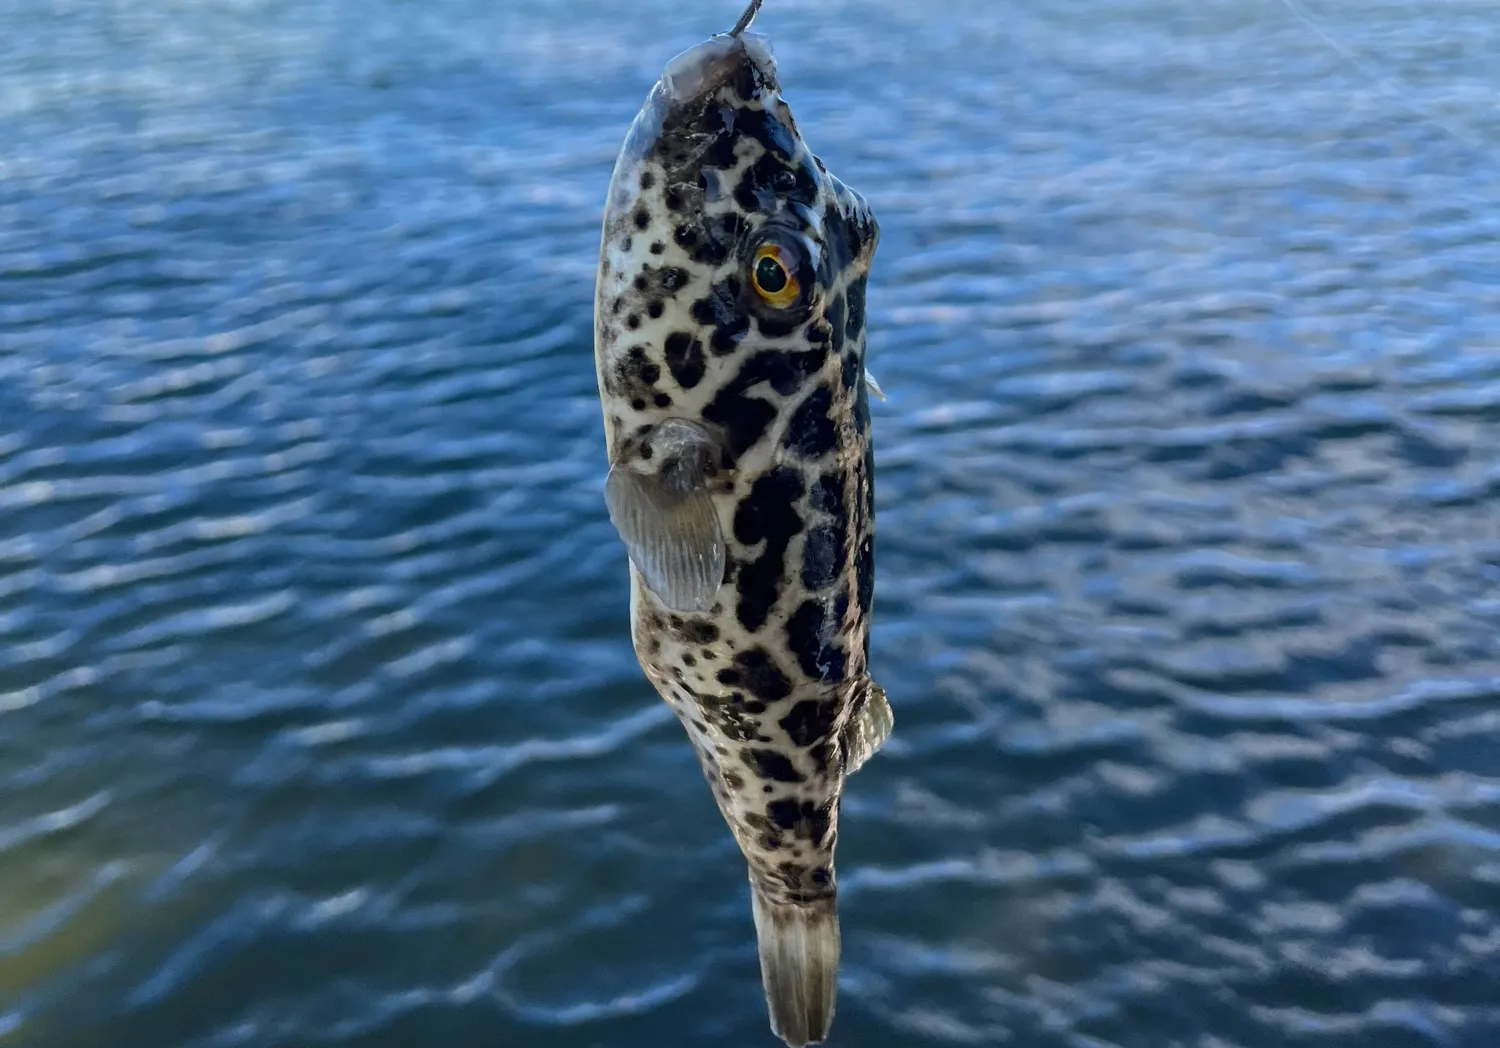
xmin=661 ymin=30 xmax=778 ymax=107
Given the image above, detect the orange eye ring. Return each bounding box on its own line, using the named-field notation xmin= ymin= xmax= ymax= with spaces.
xmin=750 ymin=244 xmax=800 ymax=309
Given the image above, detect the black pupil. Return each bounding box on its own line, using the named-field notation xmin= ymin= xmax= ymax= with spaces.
xmin=756 ymin=255 xmax=788 ymax=294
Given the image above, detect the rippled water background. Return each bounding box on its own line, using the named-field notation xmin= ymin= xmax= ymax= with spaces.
xmin=4 ymin=0 xmax=1499 ymax=1045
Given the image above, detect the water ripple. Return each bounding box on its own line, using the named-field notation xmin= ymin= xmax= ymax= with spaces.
xmin=2 ymin=0 xmax=1498 ymax=1046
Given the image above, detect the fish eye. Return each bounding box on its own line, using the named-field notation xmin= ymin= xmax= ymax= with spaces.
xmin=750 ymin=244 xmax=800 ymax=309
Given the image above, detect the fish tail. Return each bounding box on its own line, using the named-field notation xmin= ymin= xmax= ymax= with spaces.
xmin=749 ymin=884 xmax=841 ymax=1047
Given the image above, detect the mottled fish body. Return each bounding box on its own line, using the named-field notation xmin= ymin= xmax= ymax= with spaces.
xmin=592 ymin=10 xmax=890 ymax=1046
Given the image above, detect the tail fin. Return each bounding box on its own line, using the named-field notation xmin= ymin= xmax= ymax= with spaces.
xmin=749 ymin=886 xmax=841 ymax=1047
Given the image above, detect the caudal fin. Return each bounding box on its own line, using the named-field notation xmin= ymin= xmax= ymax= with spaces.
xmin=749 ymin=887 xmax=841 ymax=1047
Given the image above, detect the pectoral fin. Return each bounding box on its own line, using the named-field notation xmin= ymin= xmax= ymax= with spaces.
xmin=863 ymin=370 xmax=886 ymax=401
xmin=604 ymin=419 xmax=726 ymax=613
xmin=842 ymin=678 xmax=892 ymax=775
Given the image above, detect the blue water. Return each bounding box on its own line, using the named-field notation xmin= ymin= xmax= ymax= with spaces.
xmin=3 ymin=1 xmax=1499 ymax=1045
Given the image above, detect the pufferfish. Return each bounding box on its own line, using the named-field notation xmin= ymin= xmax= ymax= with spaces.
xmin=592 ymin=2 xmax=892 ymax=1044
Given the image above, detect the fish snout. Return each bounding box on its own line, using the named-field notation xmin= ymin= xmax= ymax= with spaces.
xmin=661 ymin=31 xmax=778 ymax=108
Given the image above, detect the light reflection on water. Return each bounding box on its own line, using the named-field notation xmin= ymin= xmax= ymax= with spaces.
xmin=2 ymin=1 xmax=1498 ymax=1046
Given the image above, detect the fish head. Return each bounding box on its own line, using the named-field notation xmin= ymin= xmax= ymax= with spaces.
xmin=595 ymin=30 xmax=879 ymax=456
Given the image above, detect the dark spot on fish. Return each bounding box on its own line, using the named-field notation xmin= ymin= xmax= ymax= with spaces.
xmin=738 ymin=105 xmax=798 ymax=163
xmin=768 ymin=797 xmax=828 ymax=851
xmin=705 ymin=394 xmax=775 ymax=464
xmin=650 ymin=241 xmax=665 ymax=255
xmin=808 ymin=471 xmax=846 ymax=517
xmin=755 ymin=311 xmax=809 ymax=340
xmin=800 ymin=519 xmax=844 ymax=591
xmin=819 ymin=202 xmax=851 ymax=271
xmin=733 ymin=648 xmax=792 ymax=703
xmin=680 ymin=619 xmax=719 ymax=645
xmin=734 ymin=165 xmax=769 ymax=213
xmin=691 ymin=277 xmax=748 ymax=355
xmin=704 ymin=348 xmax=829 ymax=457
xmin=665 ymin=188 xmax=682 ymax=210
xmin=841 ymin=346 xmax=861 ymax=392
xmin=744 ymin=749 xmax=803 ymax=783
xmin=807 ymin=804 xmax=832 ymax=846
xmin=702 ymin=649 xmax=717 ymax=661
xmin=845 ymin=278 xmax=867 ymax=341
xmin=716 ymin=667 xmax=742 ymax=687
xmin=658 ymin=109 xmax=723 ymax=177
xmin=765 ymin=799 xmax=833 ymax=845
xmin=724 ymin=771 xmax=744 ymax=791
xmin=623 ymin=235 xmax=633 ymax=252
xmin=733 ymin=467 xmax=805 ymax=631
xmin=787 ymin=599 xmax=847 ymax=683
xmin=826 ymin=293 xmax=847 ymax=357
xmin=640 ymin=171 xmax=656 ymax=190
xmin=653 ymin=392 xmax=672 ymax=408
xmin=735 ymin=150 xmax=818 ymax=215
xmin=784 ymin=384 xmax=837 ymax=459
xmin=640 ymin=362 xmax=660 ymax=385
xmin=634 ymin=208 xmax=650 ymax=230
xmin=810 ymin=867 xmax=830 ymax=886
xmin=663 ymin=332 xmax=706 ymax=390
xmin=648 ymin=300 xmax=663 ymax=318
xmin=633 ymin=275 xmax=648 ymax=291
xmin=626 ymin=314 xmax=640 ymax=330
xmin=809 ymin=741 xmax=833 ymax=772
xmin=674 ymin=225 xmax=698 ymax=248
xmin=731 ymin=63 xmax=760 ymax=105
xmin=844 ymin=205 xmax=872 ymax=261
xmin=682 ymin=652 xmax=697 ymax=667
xmin=638 ymin=442 xmax=653 ymax=460
xmin=767 ymin=798 xmax=805 ymax=830
xmin=692 ymin=210 xmax=745 ymax=267
xmin=631 ymin=398 xmax=646 ymax=410
xmin=780 ymin=699 xmax=837 ymax=748
xmin=611 ymin=297 xmax=623 ymax=315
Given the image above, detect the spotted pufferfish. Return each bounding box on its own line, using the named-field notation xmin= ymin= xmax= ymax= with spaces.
xmin=592 ymin=4 xmax=892 ymax=1045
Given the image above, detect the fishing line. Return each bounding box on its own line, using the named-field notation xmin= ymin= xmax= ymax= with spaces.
xmin=1273 ymin=0 xmax=1486 ymax=152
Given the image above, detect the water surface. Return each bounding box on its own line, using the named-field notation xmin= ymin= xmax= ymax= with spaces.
xmin=3 ymin=1 xmax=1499 ymax=1045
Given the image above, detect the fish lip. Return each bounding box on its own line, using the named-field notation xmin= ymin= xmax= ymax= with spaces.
xmin=661 ymin=30 xmax=777 ymax=106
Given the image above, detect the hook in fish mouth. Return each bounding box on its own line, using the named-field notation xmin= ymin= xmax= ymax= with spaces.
xmin=730 ymin=0 xmax=764 ymax=37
